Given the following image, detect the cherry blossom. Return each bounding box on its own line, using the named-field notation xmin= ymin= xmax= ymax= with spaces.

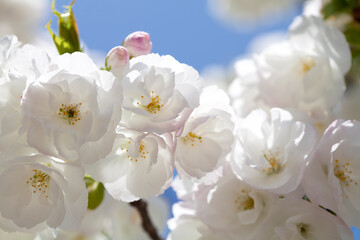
xmin=231 ymin=108 xmax=317 ymax=194
xmin=0 ymin=0 xmax=358 ymax=237
xmin=229 ymin=16 xmax=351 ymax=126
xmin=175 ymin=86 xmax=234 ymax=181
xmin=194 ymin=167 xmax=277 ymax=240
xmin=303 ymin=120 xmax=360 ymax=228
xmin=120 ymin=53 xmax=202 ymax=134
xmin=0 ymin=146 xmax=87 ymax=232
xmin=0 ymin=36 xmax=50 ymax=150
xmin=21 ymin=52 xmax=122 ymax=165
xmin=254 ymin=198 xmax=353 ymax=240
xmin=35 ymin=193 xmax=169 ymax=240
xmin=87 ymin=129 xmax=174 ymax=202
xmin=167 ymin=203 xmax=219 ymax=240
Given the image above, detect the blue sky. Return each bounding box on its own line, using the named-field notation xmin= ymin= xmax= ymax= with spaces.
xmin=50 ymin=0 xmax=298 ymax=71
xmin=44 ymin=0 xmax=360 ymax=238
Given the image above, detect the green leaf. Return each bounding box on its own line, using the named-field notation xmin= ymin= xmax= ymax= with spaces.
xmin=47 ymin=0 xmax=81 ymax=55
xmin=344 ymin=22 xmax=360 ymax=73
xmin=352 ymin=48 xmax=360 ymax=66
xmin=345 ymin=23 xmax=360 ymax=49
xmin=57 ymin=0 xmax=80 ymax=52
xmin=84 ymin=175 xmax=105 ymax=210
xmin=322 ymin=0 xmax=358 ymax=19
xmin=46 ymin=20 xmax=75 ymax=55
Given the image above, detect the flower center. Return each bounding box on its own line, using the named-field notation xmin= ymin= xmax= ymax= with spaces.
xmin=182 ymin=132 xmax=202 ymax=147
xmin=297 ymin=223 xmax=310 ymax=237
xmin=58 ymin=103 xmax=82 ymax=125
xmin=137 ymin=92 xmax=164 ymax=114
xmin=261 ymin=148 xmax=284 ymax=175
xmin=125 ymin=141 xmax=149 ymax=162
xmin=300 ymin=57 xmax=316 ymax=74
xmin=26 ymin=169 xmax=50 ymax=198
xmin=334 ymin=159 xmax=358 ymax=196
xmin=234 ymin=189 xmax=254 ymax=211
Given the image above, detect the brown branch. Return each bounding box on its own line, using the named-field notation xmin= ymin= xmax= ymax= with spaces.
xmin=130 ymin=199 xmax=163 ymax=240
xmin=353 ymin=6 xmax=360 ymax=23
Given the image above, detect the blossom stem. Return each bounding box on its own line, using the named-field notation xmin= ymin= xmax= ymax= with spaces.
xmin=130 ymin=199 xmax=163 ymax=240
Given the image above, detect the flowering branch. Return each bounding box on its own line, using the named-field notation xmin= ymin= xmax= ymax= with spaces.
xmin=130 ymin=199 xmax=163 ymax=240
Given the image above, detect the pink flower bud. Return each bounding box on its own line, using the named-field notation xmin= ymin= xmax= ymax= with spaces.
xmin=105 ymin=46 xmax=130 ymax=79
xmin=123 ymin=31 xmax=152 ymax=57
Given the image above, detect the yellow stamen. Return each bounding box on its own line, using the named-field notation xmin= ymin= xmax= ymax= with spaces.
xmin=58 ymin=102 xmax=82 ymax=125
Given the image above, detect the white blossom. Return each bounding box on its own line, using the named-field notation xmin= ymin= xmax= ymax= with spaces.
xmin=229 ymin=16 xmax=350 ymax=125
xmin=35 ymin=230 xmax=105 ymax=240
xmin=246 ymin=31 xmax=287 ymax=54
xmin=0 ymin=35 xmax=21 ymax=74
xmin=231 ymin=108 xmax=317 ymax=194
xmin=228 ymin=59 xmax=267 ymax=118
xmin=0 ymin=146 xmax=87 ymax=232
xmin=102 ymin=196 xmax=169 ymax=240
xmin=167 ymin=203 xmax=219 ymax=240
xmin=175 ymin=86 xmax=234 ymax=181
xmin=303 ymin=120 xmax=360 ymax=228
xmin=289 ymin=16 xmax=351 ymax=76
xmin=0 ymin=36 xmax=50 ymax=150
xmin=171 ymin=175 xmax=205 ymax=204
xmin=256 ymin=41 xmax=344 ymax=124
xmin=20 ymin=52 xmax=122 ymax=165
xmin=0 ymin=229 xmax=34 ymax=240
xmin=194 ymin=167 xmax=277 ymax=240
xmin=254 ymin=198 xmax=353 ymax=240
xmin=35 ymin=194 xmax=169 ymax=240
xmin=87 ymin=129 xmax=174 ymax=202
xmin=120 ymin=53 xmax=202 ymax=134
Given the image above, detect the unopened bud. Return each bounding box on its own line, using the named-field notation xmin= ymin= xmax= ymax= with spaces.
xmin=123 ymin=31 xmax=152 ymax=57
xmin=105 ymin=46 xmax=130 ymax=79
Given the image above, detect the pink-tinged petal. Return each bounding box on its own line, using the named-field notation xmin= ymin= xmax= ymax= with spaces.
xmin=123 ymin=31 xmax=152 ymax=57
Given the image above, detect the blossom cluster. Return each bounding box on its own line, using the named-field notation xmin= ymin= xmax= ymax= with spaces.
xmin=167 ymin=12 xmax=360 ymax=240
xmin=0 ymin=25 xmax=235 ymax=238
xmin=0 ymin=0 xmax=359 ymax=239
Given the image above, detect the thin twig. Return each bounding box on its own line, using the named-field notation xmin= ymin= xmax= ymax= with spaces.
xmin=130 ymin=199 xmax=163 ymax=240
